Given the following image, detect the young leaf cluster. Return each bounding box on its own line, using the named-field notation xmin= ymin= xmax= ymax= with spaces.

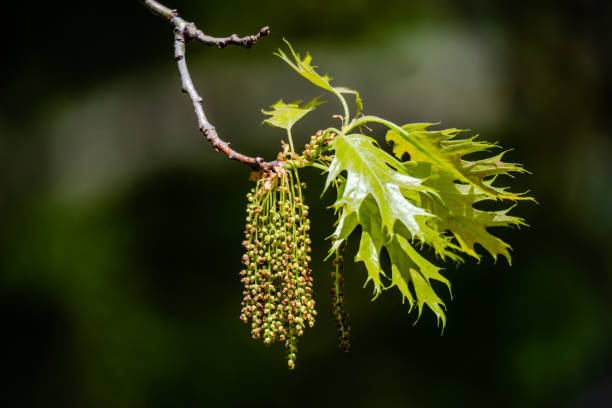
xmin=249 ymin=40 xmax=532 ymax=366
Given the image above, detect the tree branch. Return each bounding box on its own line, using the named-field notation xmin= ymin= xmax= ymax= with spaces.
xmin=138 ymin=0 xmax=278 ymax=172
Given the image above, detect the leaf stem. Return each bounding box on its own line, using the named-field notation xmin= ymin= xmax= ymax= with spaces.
xmin=287 ymin=128 xmax=296 ymax=153
xmin=306 ymin=161 xmax=329 ymax=172
xmin=333 ymin=90 xmax=350 ymax=127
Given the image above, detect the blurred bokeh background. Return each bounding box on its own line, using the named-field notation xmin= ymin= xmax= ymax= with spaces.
xmin=1 ymin=1 xmax=611 ymax=407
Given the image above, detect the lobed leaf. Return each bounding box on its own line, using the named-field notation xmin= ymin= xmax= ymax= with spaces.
xmin=405 ymin=162 xmax=527 ymax=263
xmin=333 ymin=194 xmax=450 ymax=327
xmin=387 ymin=234 xmax=450 ymax=327
xmin=325 ymin=127 xmax=530 ymax=327
xmin=325 ymin=134 xmax=433 ymax=238
xmin=275 ymin=40 xmax=334 ymax=92
xmin=275 ymin=40 xmax=362 ymax=120
xmin=262 ymin=97 xmax=324 ymax=132
xmin=386 ymin=124 xmax=532 ymax=200
xmin=325 ymin=134 xmax=454 ymax=326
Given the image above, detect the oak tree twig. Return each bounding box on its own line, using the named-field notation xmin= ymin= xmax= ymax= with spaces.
xmin=138 ymin=0 xmax=278 ymax=172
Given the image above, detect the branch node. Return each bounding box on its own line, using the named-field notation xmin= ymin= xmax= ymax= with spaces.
xmin=184 ymin=22 xmax=198 ymax=40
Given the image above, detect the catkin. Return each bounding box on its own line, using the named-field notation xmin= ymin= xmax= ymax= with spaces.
xmin=331 ymin=247 xmax=351 ymax=352
xmin=239 ymin=170 xmax=316 ymax=369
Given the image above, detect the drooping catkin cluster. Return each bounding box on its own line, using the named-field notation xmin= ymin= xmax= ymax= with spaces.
xmin=331 ymin=247 xmax=350 ymax=352
xmin=240 ymin=169 xmax=316 ymax=370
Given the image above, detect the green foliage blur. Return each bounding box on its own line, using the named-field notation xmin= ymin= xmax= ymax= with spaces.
xmin=1 ymin=1 xmax=611 ymax=407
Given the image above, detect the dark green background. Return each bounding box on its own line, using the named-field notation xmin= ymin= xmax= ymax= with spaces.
xmin=1 ymin=1 xmax=611 ymax=407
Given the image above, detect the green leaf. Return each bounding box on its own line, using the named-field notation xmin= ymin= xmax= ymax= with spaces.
xmin=325 ymin=133 xmax=432 ymax=238
xmin=275 ymin=40 xmax=334 ymax=92
xmin=386 ymin=124 xmax=531 ymax=201
xmin=406 ymin=162 xmax=527 ymax=263
xmin=334 ymin=194 xmax=450 ymax=328
xmin=324 ymin=134 xmax=453 ymax=327
xmin=324 ymin=128 xmax=530 ymax=327
xmin=387 ymin=234 xmax=450 ymax=327
xmin=261 ymin=97 xmax=324 ymax=131
xmin=354 ymin=230 xmax=384 ymax=299
xmin=275 ymin=40 xmax=358 ymax=121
